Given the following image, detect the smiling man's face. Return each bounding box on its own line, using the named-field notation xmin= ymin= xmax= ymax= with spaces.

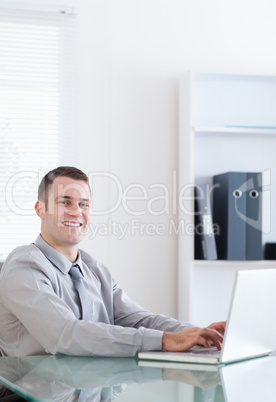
xmin=35 ymin=175 xmax=91 ymax=259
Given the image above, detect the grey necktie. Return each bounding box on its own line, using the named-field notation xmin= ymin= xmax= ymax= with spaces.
xmin=69 ymin=264 xmax=92 ymax=321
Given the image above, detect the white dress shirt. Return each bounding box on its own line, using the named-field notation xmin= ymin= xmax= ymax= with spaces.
xmin=0 ymin=235 xmax=190 ymax=357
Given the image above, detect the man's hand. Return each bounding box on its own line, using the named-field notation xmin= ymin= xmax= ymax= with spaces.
xmin=162 ymin=321 xmax=226 ymax=352
xmin=208 ymin=321 xmax=226 ymax=335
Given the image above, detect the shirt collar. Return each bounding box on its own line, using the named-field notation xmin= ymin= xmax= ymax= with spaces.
xmin=34 ymin=234 xmax=84 ymax=275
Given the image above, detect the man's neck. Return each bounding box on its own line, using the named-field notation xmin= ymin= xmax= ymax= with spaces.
xmin=56 ymin=246 xmax=79 ymax=263
xmin=40 ymin=235 xmax=79 ymax=263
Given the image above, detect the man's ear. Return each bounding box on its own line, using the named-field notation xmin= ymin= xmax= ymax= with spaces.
xmin=35 ymin=200 xmax=45 ymax=220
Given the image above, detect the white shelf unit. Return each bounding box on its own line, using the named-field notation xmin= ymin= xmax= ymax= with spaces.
xmin=194 ymin=126 xmax=276 ymax=135
xmin=178 ymin=71 xmax=276 ymax=326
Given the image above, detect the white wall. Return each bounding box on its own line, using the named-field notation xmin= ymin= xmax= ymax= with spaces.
xmin=76 ymin=0 xmax=276 ymax=320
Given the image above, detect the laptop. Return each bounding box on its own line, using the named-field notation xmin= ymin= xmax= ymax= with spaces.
xmin=138 ymin=269 xmax=276 ymax=365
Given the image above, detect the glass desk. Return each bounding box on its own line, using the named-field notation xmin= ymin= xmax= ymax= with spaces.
xmin=0 ymin=354 xmax=275 ymax=401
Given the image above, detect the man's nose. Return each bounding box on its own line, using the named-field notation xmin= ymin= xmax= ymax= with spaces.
xmin=67 ymin=203 xmax=82 ymax=216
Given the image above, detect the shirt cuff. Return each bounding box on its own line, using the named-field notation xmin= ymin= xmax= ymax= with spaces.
xmin=140 ymin=328 xmax=164 ymax=351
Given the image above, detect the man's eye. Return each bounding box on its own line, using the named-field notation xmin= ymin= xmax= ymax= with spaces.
xmin=58 ymin=201 xmax=67 ymax=205
xmin=80 ymin=203 xmax=89 ymax=208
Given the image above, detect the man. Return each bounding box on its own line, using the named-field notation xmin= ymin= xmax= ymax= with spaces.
xmin=0 ymin=166 xmax=225 ymax=357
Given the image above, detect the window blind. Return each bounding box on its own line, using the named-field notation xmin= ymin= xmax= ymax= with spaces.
xmin=0 ymin=7 xmax=77 ymax=260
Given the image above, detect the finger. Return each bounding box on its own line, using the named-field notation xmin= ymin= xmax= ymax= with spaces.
xmin=201 ymin=329 xmax=223 ymax=350
xmin=196 ymin=336 xmax=212 ymax=348
xmin=208 ymin=321 xmax=226 ymax=334
xmin=210 ymin=327 xmax=224 ymax=340
xmin=203 ymin=327 xmax=224 ymax=340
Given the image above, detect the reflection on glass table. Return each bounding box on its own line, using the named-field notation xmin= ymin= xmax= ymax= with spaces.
xmin=0 ymin=354 xmax=275 ymax=401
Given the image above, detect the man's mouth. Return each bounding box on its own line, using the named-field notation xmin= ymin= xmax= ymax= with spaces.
xmin=62 ymin=221 xmax=83 ymax=228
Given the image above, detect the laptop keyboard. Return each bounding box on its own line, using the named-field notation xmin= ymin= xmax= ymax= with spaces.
xmin=187 ymin=346 xmax=221 ymax=357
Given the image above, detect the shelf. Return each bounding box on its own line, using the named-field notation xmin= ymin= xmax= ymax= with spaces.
xmin=194 ymin=260 xmax=276 ymax=267
xmin=193 ymin=126 xmax=276 ymax=136
xmin=178 ymin=71 xmax=276 ymax=325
